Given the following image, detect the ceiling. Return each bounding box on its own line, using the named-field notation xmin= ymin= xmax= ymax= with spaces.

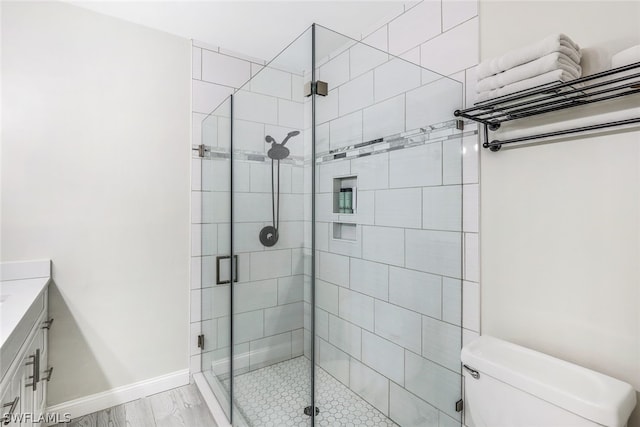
xmin=71 ymin=1 xmax=407 ymax=61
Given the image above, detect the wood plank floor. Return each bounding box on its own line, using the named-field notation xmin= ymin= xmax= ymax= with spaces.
xmin=56 ymin=384 xmax=217 ymax=427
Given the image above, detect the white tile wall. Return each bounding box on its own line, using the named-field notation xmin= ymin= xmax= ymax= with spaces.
xmin=350 ymin=359 xmax=390 ymax=415
xmin=406 ymin=79 xmax=462 ymax=130
xmin=339 ymin=288 xmax=374 ymax=331
xmin=234 ymin=310 xmax=265 ymax=343
xmin=362 ymin=226 xmax=405 ymax=266
xmin=349 ymin=257 xmax=389 ymax=301
xmin=329 ymin=314 xmax=362 ymax=359
xmin=330 ymin=111 xmax=363 ymax=150
xmin=389 ymin=267 xmax=442 ymax=318
xmin=202 ymin=49 xmax=252 ymax=88
xmin=389 ymin=382 xmax=439 ymax=426
xmin=316 ymin=89 xmax=339 ymax=124
xmin=249 ymin=332 xmax=292 ymax=370
xmin=442 ymin=138 xmax=463 ymax=185
xmin=264 ymin=302 xmax=303 ymax=336
xmin=250 ymin=66 xmax=292 ymax=99
xmin=464 ymin=232 xmax=479 ymax=282
xmin=361 ymin=25 xmax=388 ymax=52
xmin=234 ymin=280 xmax=278 ymax=312
xmin=421 ymin=316 xmax=461 ymax=372
xmin=374 ymin=58 xmax=421 ymax=102
xmin=250 ymin=249 xmax=292 ymax=280
xmin=362 ymin=330 xmax=405 ymax=385
xmin=362 ymin=95 xmax=405 ymax=141
xmin=339 ymin=71 xmax=374 ymax=115
xmin=233 ymin=90 xmax=278 ymax=124
xmin=277 ymin=275 xmax=304 ymax=305
xmin=442 ymin=0 xmax=478 ymax=31
xmin=389 ymin=143 xmax=442 ymax=188
xmin=250 ymin=162 xmax=292 ymax=193
xmin=278 ymin=99 xmax=304 ymax=129
xmin=233 ymin=120 xmax=266 ymax=153
xmin=463 ymin=184 xmax=479 ymax=232
xmin=388 ymin=0 xmax=441 ymax=55
xmin=351 ymin=153 xmax=389 ymax=190
xmin=316 ymin=279 xmax=339 ymax=315
xmin=420 ymin=17 xmax=479 ymax=76
xmin=442 ymin=278 xmax=462 ymax=326
xmin=462 ymin=133 xmax=479 ymax=184
xmin=423 ymin=186 xmax=462 ymax=231
xmin=319 ymin=338 xmax=350 ymax=386
xmin=374 ymin=300 xmax=422 ymax=354
xmin=319 ymin=251 xmax=350 ymax=287
xmin=192 ymin=47 xmax=202 ymax=80
xmin=375 ymin=188 xmax=422 ymax=228
xmin=192 ymin=80 xmax=234 ymax=114
xmin=462 ymin=280 xmax=480 ymax=332
xmin=405 ymin=229 xmax=462 ymax=278
xmin=320 ymin=49 xmax=351 ymax=88
xmin=405 ymin=351 xmax=461 ymax=420
xmin=350 ymin=42 xmax=389 ymax=79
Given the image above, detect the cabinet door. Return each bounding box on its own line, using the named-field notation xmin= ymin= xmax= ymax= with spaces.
xmin=1 ymin=371 xmax=22 ymax=426
xmin=19 ymin=336 xmax=40 ymax=427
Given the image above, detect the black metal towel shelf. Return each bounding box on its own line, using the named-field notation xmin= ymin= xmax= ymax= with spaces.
xmin=454 ymin=61 xmax=640 ymax=151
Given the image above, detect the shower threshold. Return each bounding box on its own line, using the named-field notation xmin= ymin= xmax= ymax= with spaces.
xmin=224 ymin=356 xmax=397 ymax=427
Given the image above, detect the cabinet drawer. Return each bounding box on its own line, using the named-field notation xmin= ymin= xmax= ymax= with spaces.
xmin=0 ymin=293 xmax=44 ymax=383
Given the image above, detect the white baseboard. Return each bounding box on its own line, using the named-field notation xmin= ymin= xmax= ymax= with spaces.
xmin=45 ymin=369 xmax=189 ymax=424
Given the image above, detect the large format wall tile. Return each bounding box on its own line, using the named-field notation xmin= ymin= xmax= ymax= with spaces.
xmin=375 ymin=188 xmax=422 ymax=228
xmin=362 ymin=226 xmax=405 ymax=266
xmin=362 ymin=330 xmax=405 ymax=385
xmin=405 ymin=351 xmax=462 ymax=420
xmin=374 ymin=300 xmax=422 ymax=354
xmin=349 ymin=258 xmax=389 ymax=301
xmin=405 ymin=229 xmax=462 ymax=278
xmin=389 ymin=381 xmax=439 ymax=427
xmin=389 ymin=143 xmax=442 ymax=188
xmin=389 ymin=267 xmax=442 ymax=318
xmin=350 ymin=359 xmax=390 ymax=415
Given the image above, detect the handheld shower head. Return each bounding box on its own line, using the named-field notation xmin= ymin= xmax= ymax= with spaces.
xmin=282 ymin=130 xmax=300 ymax=146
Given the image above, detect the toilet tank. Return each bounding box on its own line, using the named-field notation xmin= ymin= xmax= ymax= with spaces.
xmin=461 ymin=336 xmax=636 ymax=427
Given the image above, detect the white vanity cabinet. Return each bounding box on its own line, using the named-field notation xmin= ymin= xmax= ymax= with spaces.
xmin=1 ymin=290 xmax=51 ymax=426
xmin=1 ymin=261 xmax=52 ymax=427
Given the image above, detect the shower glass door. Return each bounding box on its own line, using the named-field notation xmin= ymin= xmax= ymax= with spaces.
xmin=201 ymin=23 xmax=464 ymax=427
xmin=312 ymin=25 xmax=464 ymax=427
xmin=229 ymin=28 xmax=313 ymax=427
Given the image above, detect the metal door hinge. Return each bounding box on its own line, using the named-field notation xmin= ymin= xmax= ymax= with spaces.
xmin=197 ymin=334 xmax=205 ymax=349
xmin=304 ymin=81 xmax=328 ymax=97
xmin=455 ymin=399 xmax=464 ymax=413
xmin=192 ymin=144 xmax=210 ymax=158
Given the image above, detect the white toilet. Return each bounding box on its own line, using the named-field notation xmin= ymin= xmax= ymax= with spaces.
xmin=461 ymin=336 xmax=637 ymax=427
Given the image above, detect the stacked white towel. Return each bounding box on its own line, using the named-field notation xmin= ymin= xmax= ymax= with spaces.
xmin=476 ymin=34 xmax=582 ymax=102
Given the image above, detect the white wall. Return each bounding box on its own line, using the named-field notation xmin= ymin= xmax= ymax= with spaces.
xmin=1 ymin=1 xmax=191 ymax=407
xmin=479 ymin=1 xmax=640 ymax=425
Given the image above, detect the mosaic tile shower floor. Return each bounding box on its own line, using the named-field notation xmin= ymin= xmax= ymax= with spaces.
xmin=226 ymin=356 xmax=397 ymax=427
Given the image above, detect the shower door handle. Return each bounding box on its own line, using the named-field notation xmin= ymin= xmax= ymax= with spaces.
xmin=216 ymin=255 xmax=238 ymax=284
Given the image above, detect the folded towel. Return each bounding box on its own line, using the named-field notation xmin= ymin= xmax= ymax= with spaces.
xmin=477 ymin=34 xmax=581 ymax=80
xmin=611 ymin=45 xmax=640 ymax=68
xmin=477 ymin=52 xmax=582 ymax=93
xmin=476 ymin=69 xmax=578 ymax=102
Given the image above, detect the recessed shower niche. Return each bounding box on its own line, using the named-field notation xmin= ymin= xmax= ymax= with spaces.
xmin=332 ymin=176 xmax=357 ymax=214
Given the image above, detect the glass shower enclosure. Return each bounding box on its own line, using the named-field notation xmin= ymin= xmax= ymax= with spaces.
xmin=199 ymin=24 xmax=464 ymax=427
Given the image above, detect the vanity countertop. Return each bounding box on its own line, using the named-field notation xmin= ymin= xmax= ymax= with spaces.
xmin=0 ymin=277 xmax=50 ymax=348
